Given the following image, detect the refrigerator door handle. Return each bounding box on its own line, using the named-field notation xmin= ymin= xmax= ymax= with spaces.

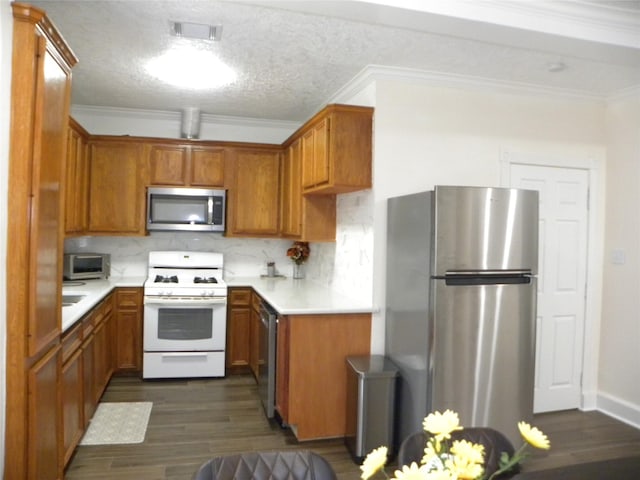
xmin=444 ymin=274 xmax=532 ymax=286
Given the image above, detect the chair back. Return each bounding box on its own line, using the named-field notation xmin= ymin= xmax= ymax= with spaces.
xmin=194 ymin=450 xmax=337 ymax=480
xmin=397 ymin=427 xmax=517 ymax=477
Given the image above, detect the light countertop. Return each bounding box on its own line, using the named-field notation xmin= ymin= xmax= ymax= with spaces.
xmin=225 ymin=276 xmax=374 ymax=315
xmin=62 ymin=276 xmax=146 ymax=332
xmin=61 ymin=275 xmax=374 ymax=333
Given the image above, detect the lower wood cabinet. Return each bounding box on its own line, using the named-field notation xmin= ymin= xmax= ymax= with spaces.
xmin=59 ymin=288 xmax=139 ymax=471
xmin=276 ymin=313 xmax=371 ymax=440
xmin=28 ymin=344 xmax=62 ymax=480
xmin=61 ymin=321 xmax=83 ymax=466
xmin=226 ymin=287 xmax=252 ymax=374
xmin=115 ymin=287 xmax=143 ymax=372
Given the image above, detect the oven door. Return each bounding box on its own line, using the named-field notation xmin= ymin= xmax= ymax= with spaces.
xmin=143 ymin=296 xmax=226 ymax=351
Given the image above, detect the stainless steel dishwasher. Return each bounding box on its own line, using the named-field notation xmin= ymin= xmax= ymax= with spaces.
xmin=258 ymin=300 xmax=277 ymax=418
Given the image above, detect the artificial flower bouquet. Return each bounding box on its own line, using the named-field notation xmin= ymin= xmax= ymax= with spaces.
xmin=286 ymin=241 xmax=310 ymax=265
xmin=361 ymin=410 xmax=550 ymax=480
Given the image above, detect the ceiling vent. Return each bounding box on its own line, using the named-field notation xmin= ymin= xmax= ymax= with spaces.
xmin=170 ymin=21 xmax=222 ymax=41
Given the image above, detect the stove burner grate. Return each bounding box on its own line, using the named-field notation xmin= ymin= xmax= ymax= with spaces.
xmin=155 ymin=275 xmax=179 ymax=283
xmin=194 ymin=276 xmax=218 ymax=284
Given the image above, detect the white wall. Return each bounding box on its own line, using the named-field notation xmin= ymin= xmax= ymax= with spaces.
xmin=599 ymin=90 xmax=640 ymax=426
xmin=0 ymin=0 xmax=12 ymax=472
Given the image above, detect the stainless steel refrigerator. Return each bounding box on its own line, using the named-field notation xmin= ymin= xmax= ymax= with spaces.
xmin=385 ymin=186 xmax=538 ymax=446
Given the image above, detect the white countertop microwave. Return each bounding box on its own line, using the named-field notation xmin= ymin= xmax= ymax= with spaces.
xmin=147 ymin=187 xmax=226 ymax=232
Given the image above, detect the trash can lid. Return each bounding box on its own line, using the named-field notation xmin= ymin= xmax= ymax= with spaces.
xmin=347 ymin=355 xmax=399 ymax=377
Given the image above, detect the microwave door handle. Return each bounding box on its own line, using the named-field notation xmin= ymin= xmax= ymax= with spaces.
xmin=207 ymin=197 xmax=213 ymax=225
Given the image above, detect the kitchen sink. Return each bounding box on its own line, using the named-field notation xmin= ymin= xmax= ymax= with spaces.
xmin=62 ymin=294 xmax=86 ymax=307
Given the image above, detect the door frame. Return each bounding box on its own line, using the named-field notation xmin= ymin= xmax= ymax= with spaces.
xmin=500 ymin=149 xmax=605 ymax=411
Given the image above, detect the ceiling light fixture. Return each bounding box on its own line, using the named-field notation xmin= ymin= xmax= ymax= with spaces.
xmin=170 ymin=21 xmax=222 ymax=41
xmin=145 ymin=46 xmax=236 ymax=89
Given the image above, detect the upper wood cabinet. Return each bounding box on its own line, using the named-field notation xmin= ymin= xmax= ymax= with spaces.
xmin=87 ymin=138 xmax=146 ymax=235
xmin=65 ymin=118 xmax=89 ymax=235
xmin=227 ymin=147 xmax=281 ymax=237
xmin=148 ymin=142 xmax=225 ymax=187
xmin=289 ymin=104 xmax=373 ymax=195
xmin=281 ymin=138 xmax=336 ymax=241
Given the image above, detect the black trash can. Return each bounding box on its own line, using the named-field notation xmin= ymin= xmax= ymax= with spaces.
xmin=345 ymin=355 xmax=398 ymax=463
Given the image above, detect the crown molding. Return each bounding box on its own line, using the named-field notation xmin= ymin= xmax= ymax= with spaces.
xmin=70 ymin=104 xmax=300 ymax=130
xmin=330 ymin=64 xmax=609 ymax=104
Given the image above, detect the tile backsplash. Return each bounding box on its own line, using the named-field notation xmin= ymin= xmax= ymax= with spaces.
xmin=64 ymin=190 xmax=374 ymax=301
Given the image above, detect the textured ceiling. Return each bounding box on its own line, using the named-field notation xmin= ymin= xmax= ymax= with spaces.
xmin=29 ymin=0 xmax=640 ymax=122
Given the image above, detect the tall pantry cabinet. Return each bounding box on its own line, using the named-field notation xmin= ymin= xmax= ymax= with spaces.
xmin=5 ymin=3 xmax=77 ymax=480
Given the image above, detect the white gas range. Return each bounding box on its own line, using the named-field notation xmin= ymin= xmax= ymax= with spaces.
xmin=143 ymin=251 xmax=228 ymax=379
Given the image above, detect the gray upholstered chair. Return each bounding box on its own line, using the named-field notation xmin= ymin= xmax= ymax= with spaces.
xmin=194 ymin=450 xmax=337 ymax=480
xmin=397 ymin=427 xmax=517 ymax=478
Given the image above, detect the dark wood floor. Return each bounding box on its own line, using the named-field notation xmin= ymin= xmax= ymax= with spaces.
xmin=65 ymin=375 xmax=640 ymax=479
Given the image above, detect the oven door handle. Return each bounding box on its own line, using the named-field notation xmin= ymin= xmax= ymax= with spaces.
xmin=144 ymin=296 xmax=227 ymax=306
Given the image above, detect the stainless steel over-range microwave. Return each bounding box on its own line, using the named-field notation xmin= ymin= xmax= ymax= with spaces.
xmin=146 ymin=187 xmax=226 ymax=232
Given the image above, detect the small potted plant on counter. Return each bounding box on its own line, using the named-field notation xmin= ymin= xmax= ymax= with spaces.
xmin=286 ymin=241 xmax=310 ymax=279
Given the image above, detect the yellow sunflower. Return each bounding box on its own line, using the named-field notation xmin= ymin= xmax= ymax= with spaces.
xmin=518 ymin=421 xmax=550 ymax=450
xmin=360 ymin=446 xmax=388 ymax=480
xmin=392 ymin=462 xmax=433 ymax=480
xmin=423 ymin=410 xmax=463 ymax=440
xmin=450 ymin=439 xmax=485 ymax=465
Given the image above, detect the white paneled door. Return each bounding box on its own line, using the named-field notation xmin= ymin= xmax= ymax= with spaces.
xmin=510 ymin=164 xmax=589 ymax=413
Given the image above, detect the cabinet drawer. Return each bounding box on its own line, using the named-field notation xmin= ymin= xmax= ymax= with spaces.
xmin=229 ymin=288 xmax=251 ymax=306
xmin=117 ymin=288 xmax=142 ymax=309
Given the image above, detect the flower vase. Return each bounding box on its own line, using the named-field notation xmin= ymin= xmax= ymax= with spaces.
xmin=292 ymin=263 xmax=305 ymax=279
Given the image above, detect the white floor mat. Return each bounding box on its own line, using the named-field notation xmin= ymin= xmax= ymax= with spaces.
xmin=80 ymin=402 xmax=153 ymax=445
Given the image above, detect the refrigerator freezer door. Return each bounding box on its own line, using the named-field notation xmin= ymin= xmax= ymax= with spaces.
xmin=433 ymin=186 xmax=538 ymax=275
xmin=431 ymin=277 xmax=536 ymax=444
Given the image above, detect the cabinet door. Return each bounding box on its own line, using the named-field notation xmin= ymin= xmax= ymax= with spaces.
xmin=93 ymin=319 xmax=108 ymax=403
xmin=281 ymin=139 xmax=302 ymax=237
xmin=61 ymin=348 xmax=83 ymax=467
xmin=28 ymin=345 xmax=61 ymax=480
xmin=87 ymin=140 xmax=145 ymax=234
xmin=228 ymin=149 xmax=281 ymax=236
xmin=190 ymin=146 xmax=225 ymax=186
xmin=65 ymin=122 xmax=88 ymax=234
xmin=226 ymin=306 xmax=251 ymax=371
xmin=82 ymin=333 xmax=96 ymax=425
xmin=115 ymin=288 xmax=143 ymax=372
xmin=28 ymin=38 xmax=67 ymax=357
xmin=149 ymin=144 xmax=188 ymax=186
xmin=301 ymin=129 xmax=315 ymax=189
xmin=312 ymin=117 xmax=330 ymax=186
